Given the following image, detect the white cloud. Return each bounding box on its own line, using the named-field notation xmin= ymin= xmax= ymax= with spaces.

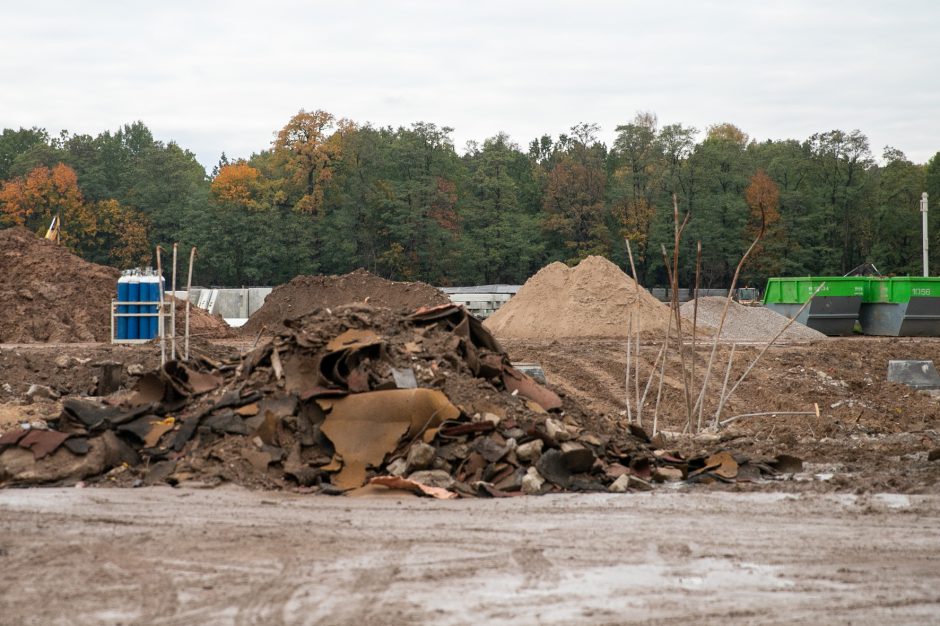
xmin=1 ymin=0 xmax=938 ymax=168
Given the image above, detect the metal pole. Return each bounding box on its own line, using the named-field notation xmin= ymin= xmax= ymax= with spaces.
xmin=171 ymin=243 xmax=178 ymax=360
xmin=155 ymin=246 xmax=166 ymax=365
xmin=185 ymin=246 xmax=196 ymax=361
xmin=922 ymin=192 xmax=930 ymax=277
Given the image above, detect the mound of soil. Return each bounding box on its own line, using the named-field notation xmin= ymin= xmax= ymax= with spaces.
xmin=168 ymin=296 xmax=233 ymax=340
xmin=0 ymin=227 xmax=232 ymax=343
xmin=0 ymin=226 xmax=119 ymax=343
xmin=681 ymin=297 xmax=825 ymax=343
xmin=484 ymin=256 xmax=673 ymax=339
xmin=241 ymin=269 xmax=450 ymax=335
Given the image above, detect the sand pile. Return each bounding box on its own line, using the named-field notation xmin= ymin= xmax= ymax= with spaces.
xmin=241 ymin=269 xmax=450 ymax=335
xmin=484 ymin=256 xmax=673 ymax=339
xmin=681 ymin=297 xmax=825 ymax=343
xmin=0 ymin=227 xmax=120 ymax=343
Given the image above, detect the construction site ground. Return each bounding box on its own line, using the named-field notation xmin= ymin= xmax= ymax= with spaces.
xmin=2 ymin=335 xmax=939 ymax=623
xmin=2 ymin=487 xmax=939 ymax=625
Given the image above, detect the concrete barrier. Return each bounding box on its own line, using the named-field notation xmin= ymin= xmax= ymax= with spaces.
xmin=169 ymin=288 xmax=272 ymax=319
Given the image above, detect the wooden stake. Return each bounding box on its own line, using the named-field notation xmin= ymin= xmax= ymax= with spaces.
xmin=639 ymin=341 xmax=666 ymax=429
xmin=719 ymin=410 xmax=817 ymax=427
xmin=693 ymin=200 xmax=768 ymax=420
xmin=171 ymin=243 xmax=178 ymax=361
xmin=625 ymin=238 xmax=642 ymax=423
xmin=625 ymin=311 xmax=633 ymax=424
xmin=155 ymin=246 xmax=165 ymax=366
xmin=713 ymin=283 xmax=827 ymax=427
xmin=693 ymin=240 xmax=702 ymax=429
xmin=184 ymin=246 xmax=196 ymax=361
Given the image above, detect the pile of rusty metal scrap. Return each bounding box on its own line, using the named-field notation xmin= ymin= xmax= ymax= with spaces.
xmin=0 ymin=304 xmax=801 ymax=494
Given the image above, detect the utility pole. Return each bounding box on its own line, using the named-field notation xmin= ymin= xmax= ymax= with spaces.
xmin=922 ymin=192 xmax=930 ymax=277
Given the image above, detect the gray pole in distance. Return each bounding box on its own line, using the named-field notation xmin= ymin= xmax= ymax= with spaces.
xmin=922 ymin=192 xmax=929 ymax=277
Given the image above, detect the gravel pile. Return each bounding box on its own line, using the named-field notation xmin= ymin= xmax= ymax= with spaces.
xmin=681 ymin=297 xmax=825 ymax=343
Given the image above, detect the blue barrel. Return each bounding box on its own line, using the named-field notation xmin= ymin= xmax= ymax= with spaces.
xmin=127 ymin=274 xmax=140 ymax=340
xmin=143 ymin=274 xmax=163 ymax=339
xmin=116 ymin=272 xmax=130 ymax=340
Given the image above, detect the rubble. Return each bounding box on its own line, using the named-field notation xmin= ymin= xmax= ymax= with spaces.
xmin=0 ymin=302 xmax=800 ymax=495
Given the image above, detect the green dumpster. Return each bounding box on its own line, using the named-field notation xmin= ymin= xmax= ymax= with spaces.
xmin=763 ymin=277 xmax=865 ymax=336
xmin=858 ymin=277 xmax=940 ymax=336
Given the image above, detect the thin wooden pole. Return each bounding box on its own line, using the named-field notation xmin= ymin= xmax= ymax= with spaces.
xmin=661 ymin=243 xmax=693 ymax=432
xmin=652 ymin=310 xmax=675 ymax=437
xmin=155 ymin=246 xmax=165 ymax=366
xmin=184 ymin=246 xmax=196 ymax=361
xmin=713 ymin=283 xmax=826 ymax=427
xmin=720 ymin=410 xmax=817 ymax=427
xmin=639 ymin=341 xmax=666 ymax=429
xmin=625 ymin=311 xmax=633 ymax=424
xmin=171 ymin=243 xmax=178 ymax=361
xmin=693 ymin=240 xmax=702 ymax=429
xmin=625 ymin=238 xmax=642 ymax=419
xmin=693 ymin=202 xmax=768 ymax=419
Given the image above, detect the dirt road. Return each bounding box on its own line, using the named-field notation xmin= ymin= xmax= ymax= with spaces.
xmin=2 ymin=487 xmax=939 ymax=625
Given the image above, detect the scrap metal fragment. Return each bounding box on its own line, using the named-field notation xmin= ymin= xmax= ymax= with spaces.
xmin=18 ymin=429 xmax=70 ymax=460
xmin=391 ymin=367 xmax=418 ymax=389
xmin=502 ymin=366 xmax=562 ymax=411
xmin=318 ymin=389 xmax=460 ymax=490
xmin=704 ymin=451 xmax=739 ymax=479
xmin=163 ymin=361 xmax=222 ymax=396
xmin=369 ymin=475 xmax=457 ymax=499
xmin=326 ymin=329 xmax=383 ymax=352
xmin=282 ymin=352 xmax=322 ymax=396
xmin=204 ymin=412 xmax=250 ymax=436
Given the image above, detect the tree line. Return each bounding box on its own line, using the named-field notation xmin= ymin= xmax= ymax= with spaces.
xmin=1 ymin=112 xmax=938 ymax=289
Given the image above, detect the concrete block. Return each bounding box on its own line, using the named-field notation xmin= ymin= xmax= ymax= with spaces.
xmin=887 ymin=360 xmax=940 ymax=389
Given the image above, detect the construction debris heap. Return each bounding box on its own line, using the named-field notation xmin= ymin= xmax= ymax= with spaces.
xmin=0 ymin=304 xmax=799 ymax=495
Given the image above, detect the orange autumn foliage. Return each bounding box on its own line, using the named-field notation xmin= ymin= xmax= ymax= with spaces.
xmin=211 ymin=162 xmax=263 ymax=209
xmin=0 ymin=163 xmax=96 ymax=249
xmin=93 ymin=199 xmax=152 ymax=267
xmin=273 ymin=109 xmax=343 ymax=214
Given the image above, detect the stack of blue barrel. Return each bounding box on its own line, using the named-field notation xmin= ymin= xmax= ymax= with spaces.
xmin=116 ymin=269 xmax=164 ymax=340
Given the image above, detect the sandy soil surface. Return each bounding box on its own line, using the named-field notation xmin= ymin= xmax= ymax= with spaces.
xmin=1 ymin=487 xmax=939 ymax=625
xmin=502 ymin=336 xmax=940 ymax=493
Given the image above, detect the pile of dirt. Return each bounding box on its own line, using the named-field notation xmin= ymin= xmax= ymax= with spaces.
xmin=0 ymin=303 xmax=798 ymax=494
xmin=0 ymin=226 xmax=120 ymax=343
xmin=0 ymin=227 xmax=232 ymax=343
xmin=241 ymin=269 xmax=450 ymax=335
xmin=168 ymin=296 xmax=234 ymax=340
xmin=681 ymin=297 xmax=826 ymax=343
xmin=484 ymin=256 xmax=675 ymax=340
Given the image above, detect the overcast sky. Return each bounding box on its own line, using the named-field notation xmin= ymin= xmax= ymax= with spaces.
xmin=2 ymin=0 xmax=938 ymax=170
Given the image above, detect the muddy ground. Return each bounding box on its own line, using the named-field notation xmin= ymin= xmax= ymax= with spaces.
xmin=1 ymin=487 xmax=939 ymax=625
xmin=2 ymin=336 xmax=940 ymax=623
